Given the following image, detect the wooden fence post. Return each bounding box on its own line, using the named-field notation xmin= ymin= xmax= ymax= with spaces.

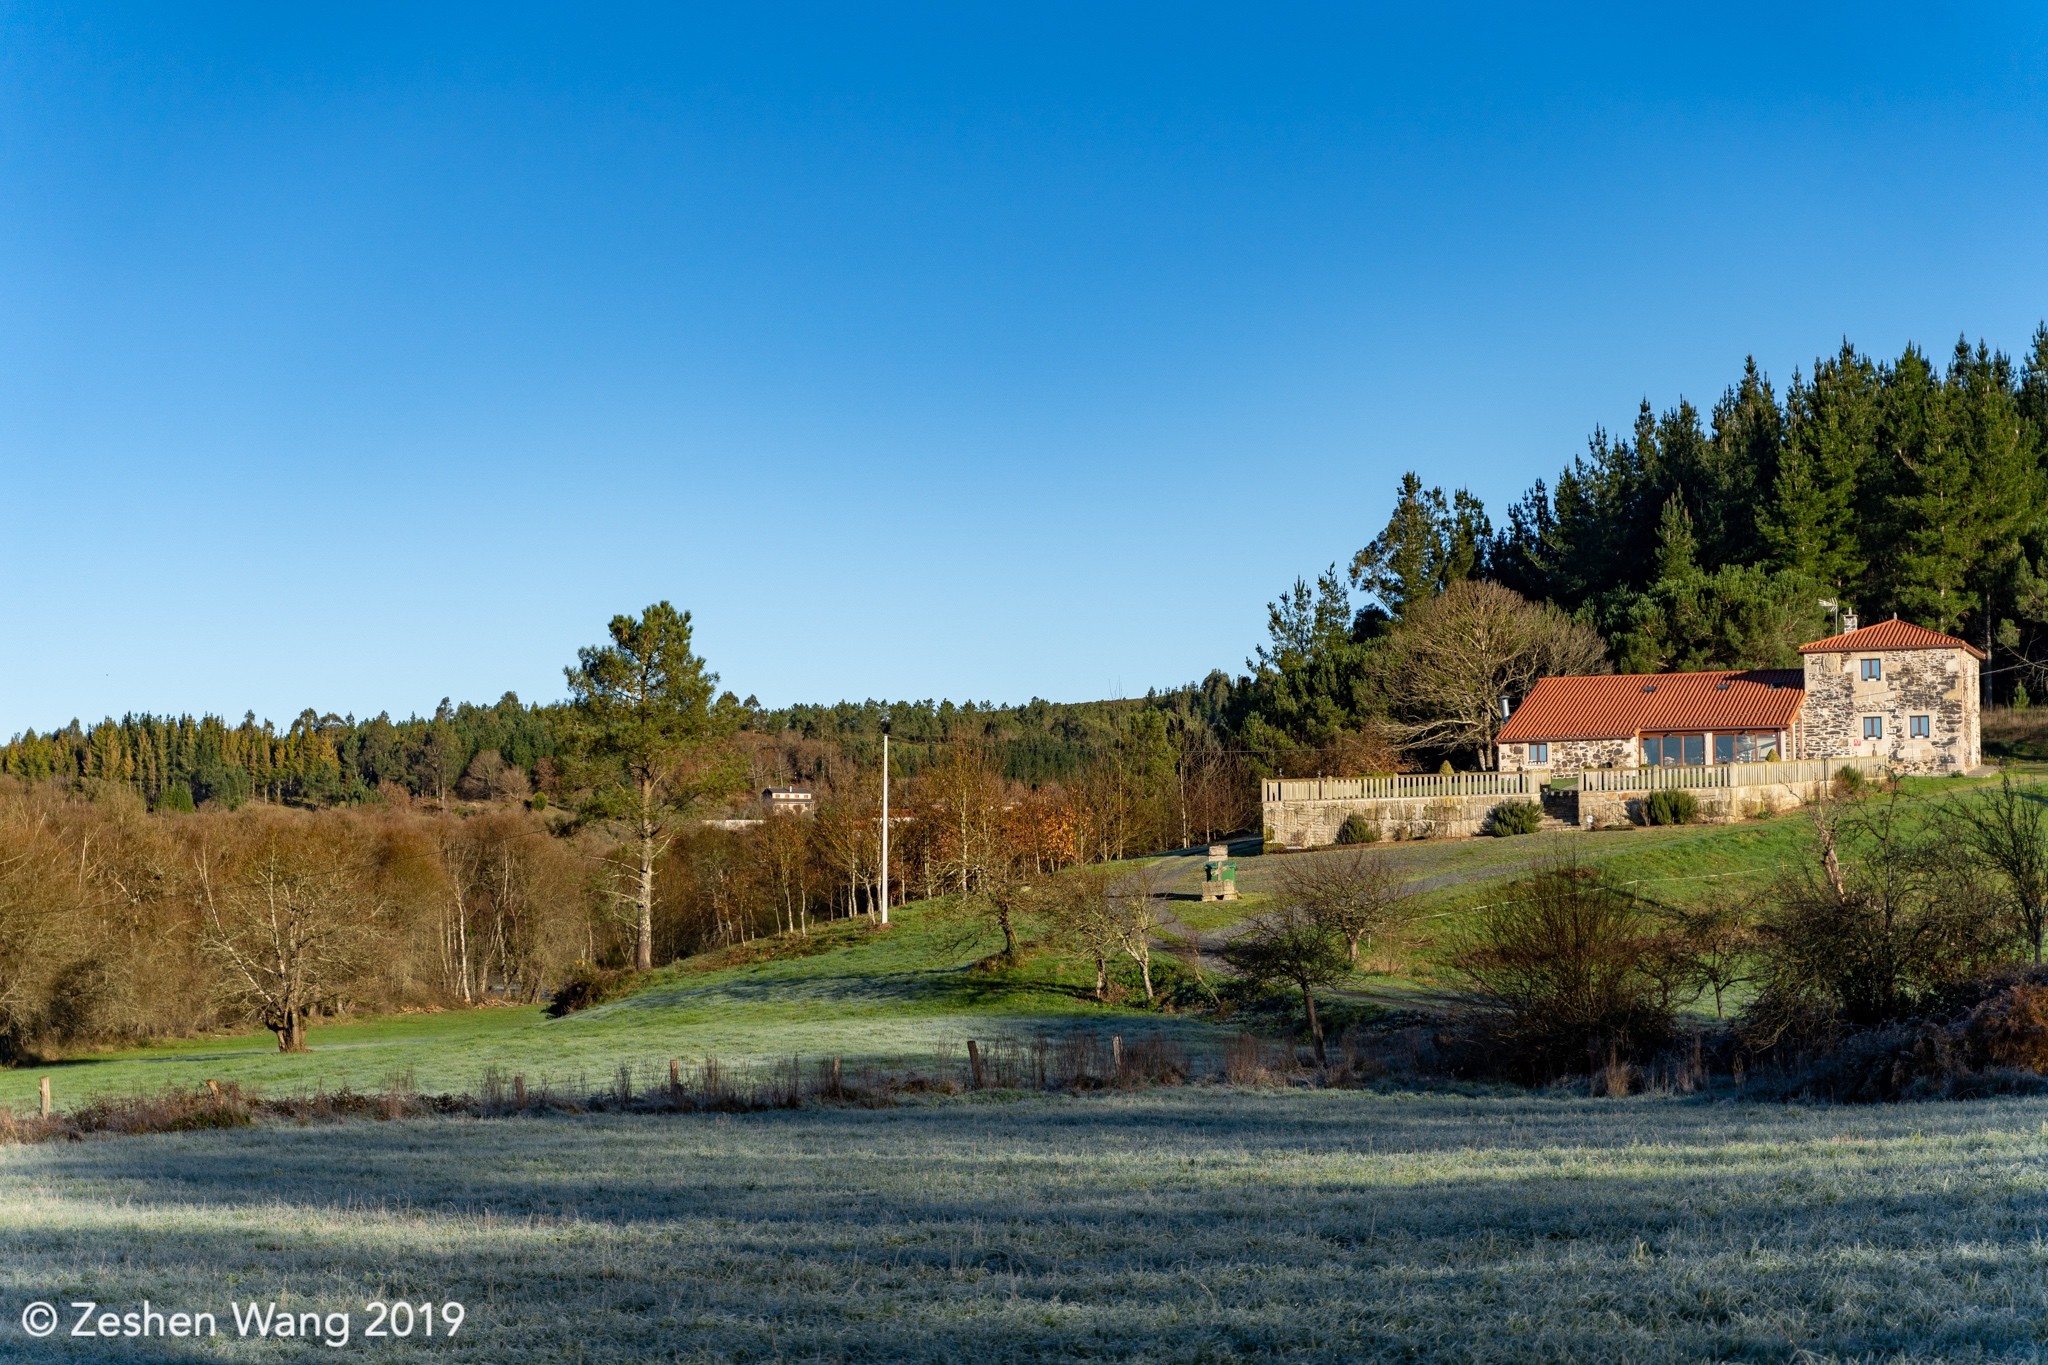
xmin=38 ymin=1076 xmax=50 ymax=1119
xmin=1111 ymin=1034 xmax=1124 ymax=1080
xmin=669 ymin=1058 xmax=681 ymax=1097
xmin=513 ymin=1074 xmax=527 ymax=1107
xmin=967 ymin=1040 xmax=984 ymax=1090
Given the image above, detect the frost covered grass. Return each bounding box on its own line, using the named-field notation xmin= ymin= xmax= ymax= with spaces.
xmin=9 ymin=1089 xmax=2048 ymax=1360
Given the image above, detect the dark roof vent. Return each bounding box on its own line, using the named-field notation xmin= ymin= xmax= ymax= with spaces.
xmin=1716 ymin=681 xmax=1731 ymax=690
xmin=1641 ymin=683 xmax=1656 ymax=692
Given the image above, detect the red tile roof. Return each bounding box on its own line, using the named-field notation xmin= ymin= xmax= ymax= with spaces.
xmin=1797 ymin=617 xmax=1987 ymax=660
xmin=1496 ymin=670 xmax=1805 ymax=743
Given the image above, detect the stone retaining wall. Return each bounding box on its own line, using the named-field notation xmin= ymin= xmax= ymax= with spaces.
xmin=1269 ymin=774 xmax=1857 ymax=845
xmin=1576 ymin=780 xmax=1814 ymax=831
xmin=1264 ymin=792 xmax=1541 ymax=846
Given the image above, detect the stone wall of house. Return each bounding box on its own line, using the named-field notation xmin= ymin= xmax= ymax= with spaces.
xmin=1496 ymin=736 xmax=1636 ymax=773
xmin=1800 ymin=647 xmax=1980 ymax=773
xmin=1264 ymin=792 xmax=1542 ymax=847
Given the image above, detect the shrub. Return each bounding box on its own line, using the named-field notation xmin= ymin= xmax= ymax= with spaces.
xmin=1642 ymin=789 xmax=1698 ymax=826
xmin=1335 ymin=813 xmax=1379 ymax=845
xmin=546 ymin=963 xmax=635 ymax=1017
xmin=1744 ymin=793 xmax=2010 ymax=1051
xmin=1456 ymin=862 xmax=1671 ymax=1079
xmin=1832 ymin=765 xmax=1867 ymax=798
xmin=155 ymin=782 xmax=196 ymax=813
xmin=1964 ymin=982 xmax=2048 ymax=1072
xmin=1488 ymin=800 xmax=1542 ymax=836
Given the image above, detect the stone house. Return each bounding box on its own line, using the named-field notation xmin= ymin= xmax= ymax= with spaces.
xmin=1795 ymin=618 xmax=1982 ymax=772
xmin=1494 ymin=617 xmax=1982 ymax=776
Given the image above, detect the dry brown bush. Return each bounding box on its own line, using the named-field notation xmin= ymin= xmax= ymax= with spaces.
xmin=1964 ymin=982 xmax=2048 ymax=1071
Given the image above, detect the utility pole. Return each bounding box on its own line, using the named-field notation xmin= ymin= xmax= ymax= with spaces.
xmin=879 ymin=719 xmax=891 ymax=927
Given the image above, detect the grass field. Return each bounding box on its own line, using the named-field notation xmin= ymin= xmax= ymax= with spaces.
xmin=10 ymin=1087 xmax=2048 ymax=1360
xmin=0 ymin=778 xmax=1994 ymax=1115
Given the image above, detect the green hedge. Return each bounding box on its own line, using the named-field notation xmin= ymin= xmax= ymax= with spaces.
xmin=1488 ymin=800 xmax=1543 ymax=836
xmin=1642 ymin=789 xmax=1699 ymax=826
xmin=1336 ymin=813 xmax=1380 ymax=845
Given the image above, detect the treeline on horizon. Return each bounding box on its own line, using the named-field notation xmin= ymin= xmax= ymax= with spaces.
xmin=11 ymin=326 xmax=2048 ymax=806
xmin=0 ymin=686 xmax=1239 ymax=819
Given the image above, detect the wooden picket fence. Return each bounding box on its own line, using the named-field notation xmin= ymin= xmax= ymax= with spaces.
xmin=1264 ymin=757 xmax=1890 ymax=804
xmin=1262 ymin=771 xmax=1540 ymax=804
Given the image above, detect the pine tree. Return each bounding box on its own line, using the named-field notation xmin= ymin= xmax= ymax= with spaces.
xmin=1653 ymin=494 xmax=1700 ymax=584
xmin=1874 ymin=341 xmax=2041 ymax=635
xmin=1764 ymin=343 xmax=1875 ymax=593
xmin=1349 ymin=472 xmax=1445 ymax=620
xmin=1698 ymin=359 xmax=1780 ymax=567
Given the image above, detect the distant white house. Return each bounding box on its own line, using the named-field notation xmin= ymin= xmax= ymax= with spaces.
xmin=763 ymin=787 xmax=816 ymax=816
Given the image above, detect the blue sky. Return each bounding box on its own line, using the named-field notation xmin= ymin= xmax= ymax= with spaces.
xmin=6 ymin=4 xmax=2048 ymax=732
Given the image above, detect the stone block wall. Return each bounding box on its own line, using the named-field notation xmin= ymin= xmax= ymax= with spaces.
xmin=1577 ymin=781 xmax=1810 ymax=831
xmin=1497 ymin=736 xmax=1636 ymax=773
xmin=1263 ymin=792 xmax=1542 ymax=847
xmin=1800 ymin=647 xmax=1980 ymax=773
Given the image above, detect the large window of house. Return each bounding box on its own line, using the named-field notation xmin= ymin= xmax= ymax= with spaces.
xmin=1909 ymin=715 xmax=1931 ymax=738
xmin=1643 ymin=735 xmax=1706 ymax=766
xmin=1861 ymin=658 xmax=1883 ymax=681
xmin=1864 ymin=715 xmax=1884 ymax=740
xmin=1715 ymin=732 xmax=1780 ymax=764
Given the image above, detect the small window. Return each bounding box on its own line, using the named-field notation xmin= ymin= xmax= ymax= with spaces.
xmin=1714 ymin=734 xmax=1735 ymax=765
xmin=1863 ymin=715 xmax=1884 ymax=740
xmin=1860 ymin=658 xmax=1882 ymax=681
xmin=1909 ymin=714 xmax=1931 ymax=738
xmin=1642 ymin=737 xmax=1662 ymax=766
xmin=1682 ymin=735 xmax=1706 ymax=766
xmin=1530 ymin=742 xmax=1549 ymax=764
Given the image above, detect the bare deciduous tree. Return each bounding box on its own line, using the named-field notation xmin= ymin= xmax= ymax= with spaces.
xmin=1383 ymin=579 xmax=1609 ymax=767
xmin=1220 ymin=901 xmax=1351 ymax=1064
xmin=197 ymin=823 xmax=380 ymax=1053
xmin=1274 ymin=847 xmax=1416 ymax=964
xmin=1046 ymin=865 xmax=1121 ymax=999
xmin=1946 ymin=770 xmax=2048 ymax=962
xmin=1106 ymin=864 xmax=1164 ymax=1002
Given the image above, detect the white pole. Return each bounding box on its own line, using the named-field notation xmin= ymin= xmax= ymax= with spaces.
xmin=879 ymin=725 xmax=890 ymax=926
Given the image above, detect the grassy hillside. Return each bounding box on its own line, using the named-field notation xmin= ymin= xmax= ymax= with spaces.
xmin=0 ymin=772 xmax=1995 ymax=1113
xmin=0 ymin=896 xmax=1229 ymax=1112
xmin=10 ymin=1088 xmax=2048 ymax=1360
